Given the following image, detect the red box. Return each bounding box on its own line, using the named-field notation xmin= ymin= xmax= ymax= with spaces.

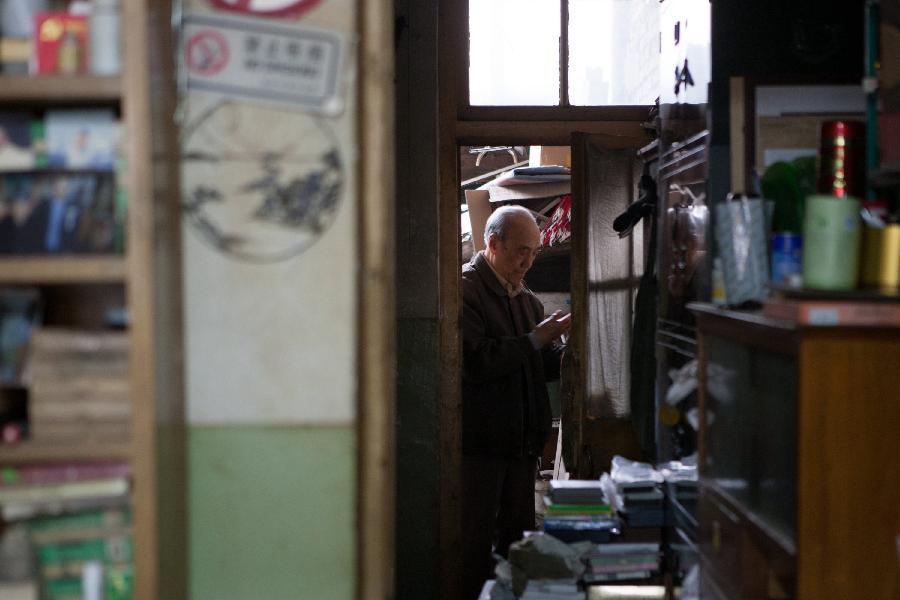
xmin=33 ymin=12 xmax=88 ymax=75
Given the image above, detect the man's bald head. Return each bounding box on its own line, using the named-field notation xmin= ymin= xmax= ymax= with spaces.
xmin=483 ymin=205 xmax=538 ymax=247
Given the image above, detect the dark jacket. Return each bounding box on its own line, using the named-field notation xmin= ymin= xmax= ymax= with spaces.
xmin=461 ymin=252 xmax=562 ymax=457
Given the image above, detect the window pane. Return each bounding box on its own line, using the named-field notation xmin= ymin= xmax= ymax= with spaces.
xmin=569 ymin=0 xmax=659 ymax=106
xmin=469 ymin=0 xmax=560 ymax=106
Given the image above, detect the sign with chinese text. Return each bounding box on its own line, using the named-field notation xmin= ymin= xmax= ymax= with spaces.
xmin=182 ymin=12 xmax=344 ymax=115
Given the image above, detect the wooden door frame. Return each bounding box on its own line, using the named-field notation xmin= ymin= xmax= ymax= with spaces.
xmin=358 ymin=0 xmax=397 ymax=598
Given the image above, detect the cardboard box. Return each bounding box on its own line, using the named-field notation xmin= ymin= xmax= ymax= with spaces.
xmin=529 ymin=146 xmax=571 ymax=168
xmin=465 ymin=189 xmax=491 ymax=252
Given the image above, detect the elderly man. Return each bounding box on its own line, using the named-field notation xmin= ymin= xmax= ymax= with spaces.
xmin=461 ymin=205 xmax=571 ymax=598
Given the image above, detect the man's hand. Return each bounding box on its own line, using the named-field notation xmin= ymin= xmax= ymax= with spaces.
xmin=532 ymin=310 xmax=572 ymax=348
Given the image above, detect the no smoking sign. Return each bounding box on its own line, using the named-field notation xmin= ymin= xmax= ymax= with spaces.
xmin=185 ymin=30 xmax=229 ymax=76
xmin=182 ymin=12 xmax=345 ymax=115
xmin=208 ymin=0 xmax=323 ymax=18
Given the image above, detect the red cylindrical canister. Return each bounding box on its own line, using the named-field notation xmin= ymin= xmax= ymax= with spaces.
xmin=817 ymin=120 xmax=866 ymax=199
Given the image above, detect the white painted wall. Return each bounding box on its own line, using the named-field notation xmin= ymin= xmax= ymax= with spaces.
xmin=179 ymin=0 xmax=358 ymax=426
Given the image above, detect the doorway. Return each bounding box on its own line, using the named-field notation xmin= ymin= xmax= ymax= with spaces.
xmin=393 ymin=1 xmax=659 ymax=597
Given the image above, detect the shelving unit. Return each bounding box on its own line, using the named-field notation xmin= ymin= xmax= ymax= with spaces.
xmin=691 ymin=303 xmax=900 ymax=600
xmin=0 ymin=2 xmax=185 ymax=599
xmin=0 ymin=256 xmax=126 ymax=283
xmin=0 ymin=75 xmax=122 ymax=104
xmin=0 ymin=440 xmax=131 ymax=465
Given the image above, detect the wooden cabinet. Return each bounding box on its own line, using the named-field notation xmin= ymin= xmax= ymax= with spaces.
xmin=0 ymin=2 xmax=184 ymax=599
xmin=692 ymin=304 xmax=900 ymax=600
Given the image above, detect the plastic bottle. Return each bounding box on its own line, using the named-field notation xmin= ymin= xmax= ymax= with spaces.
xmin=90 ymin=0 xmax=121 ymax=75
xmin=57 ymin=29 xmax=81 ymax=74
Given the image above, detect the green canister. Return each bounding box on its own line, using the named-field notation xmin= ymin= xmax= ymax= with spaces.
xmin=802 ymin=195 xmax=861 ymax=290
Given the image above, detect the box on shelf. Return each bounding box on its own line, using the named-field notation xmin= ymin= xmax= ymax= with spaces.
xmin=0 ymin=37 xmax=30 ymax=74
xmin=33 ymin=12 xmax=88 ymax=75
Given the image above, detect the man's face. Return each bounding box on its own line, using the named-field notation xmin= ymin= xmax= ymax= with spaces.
xmin=488 ymin=216 xmax=542 ymax=286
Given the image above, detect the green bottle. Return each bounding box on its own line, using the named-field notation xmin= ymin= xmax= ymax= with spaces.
xmin=761 ymin=160 xmax=805 ymax=233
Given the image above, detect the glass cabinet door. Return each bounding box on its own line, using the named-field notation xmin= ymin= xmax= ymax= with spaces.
xmin=704 ymin=334 xmax=797 ymax=539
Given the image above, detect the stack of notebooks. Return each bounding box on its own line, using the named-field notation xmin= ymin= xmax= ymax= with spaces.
xmin=542 ymin=480 xmax=618 ymax=543
xmin=583 ymin=543 xmax=661 ymax=584
xmin=617 ymin=481 xmax=667 ymax=527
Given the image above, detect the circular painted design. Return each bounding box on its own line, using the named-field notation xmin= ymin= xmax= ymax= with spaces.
xmin=208 ymin=0 xmax=323 ymax=18
xmin=181 ymin=101 xmax=343 ymax=263
xmin=185 ymin=30 xmax=230 ymax=76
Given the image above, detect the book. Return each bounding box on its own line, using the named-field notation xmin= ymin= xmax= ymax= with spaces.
xmin=44 ymin=109 xmax=119 ymax=171
xmin=29 ymin=420 xmax=130 ymax=444
xmin=29 ymin=398 xmax=132 ymax=422
xmin=29 ymin=508 xmax=132 ymax=545
xmin=543 ymin=496 xmax=612 ymax=515
xmin=589 ymin=542 xmax=659 ymax=555
xmin=38 ymin=535 xmax=133 ymax=577
xmin=543 ymin=515 xmax=619 ymax=543
xmin=548 ymin=479 xmax=606 ymax=504
xmin=0 ymin=111 xmax=35 ymax=171
xmin=1 ymin=462 xmax=131 ymax=488
xmin=1 ymin=172 xmax=120 ymax=254
xmin=763 ymin=297 xmax=900 ymax=326
xmin=589 ymin=554 xmax=659 ymax=566
xmin=3 ymin=492 xmax=129 ymax=522
xmin=0 ymin=477 xmax=129 ymax=505
xmin=583 ymin=570 xmax=652 ymax=583
xmin=29 ymin=328 xmax=129 ymax=365
xmin=495 ymin=166 xmax=572 ymax=187
xmin=590 ymin=561 xmax=659 ymax=574
xmin=0 ymin=476 xmax=130 ymax=521
xmin=43 ymin=565 xmax=133 ymax=600
xmin=33 ymin=12 xmax=88 ymax=75
xmin=0 ymin=287 xmax=41 ymax=384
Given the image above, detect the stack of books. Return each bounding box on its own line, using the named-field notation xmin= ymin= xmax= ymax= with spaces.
xmin=617 ymin=481 xmax=667 ymax=528
xmin=27 ymin=329 xmax=130 ymax=445
xmin=542 ymin=480 xmax=618 ymax=543
xmin=0 ymin=461 xmax=133 ymax=599
xmin=583 ymin=543 xmax=660 ymax=584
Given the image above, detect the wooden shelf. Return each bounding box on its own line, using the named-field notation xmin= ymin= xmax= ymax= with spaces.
xmin=0 ymin=256 xmax=126 ymax=284
xmin=0 ymin=75 xmax=122 ymax=104
xmin=0 ymin=440 xmax=131 ymax=464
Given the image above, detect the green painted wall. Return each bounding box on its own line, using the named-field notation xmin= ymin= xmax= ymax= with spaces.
xmin=189 ymin=426 xmax=356 ymax=600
